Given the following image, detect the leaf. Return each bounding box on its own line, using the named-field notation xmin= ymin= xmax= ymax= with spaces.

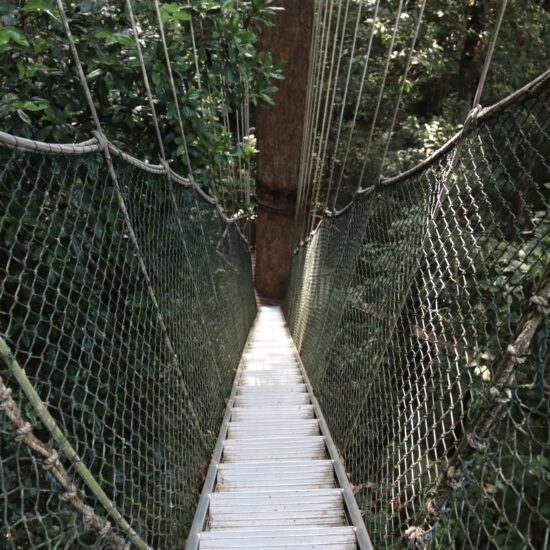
xmin=94 ymin=29 xmax=133 ymax=46
xmin=22 ymin=0 xmax=59 ymax=20
xmin=0 ymin=28 xmax=29 ymax=47
xmin=16 ymin=108 xmax=31 ymax=124
xmin=159 ymin=3 xmax=190 ymax=24
xmin=17 ymin=99 xmax=49 ymax=112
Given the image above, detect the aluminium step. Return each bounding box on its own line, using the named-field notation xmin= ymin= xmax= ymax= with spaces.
xmin=186 ymin=305 xmax=372 ymax=550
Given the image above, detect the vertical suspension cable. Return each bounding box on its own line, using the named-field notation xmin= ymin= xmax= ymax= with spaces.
xmin=301 ymin=0 xmax=334 ymax=238
xmin=125 ymin=0 xmax=165 ymax=160
xmin=326 ymin=0 xmax=364 ymax=210
xmin=377 ymin=0 xmax=427 ymax=179
xmin=310 ymin=0 xmax=352 ymax=231
xmin=332 ymin=0 xmax=381 ymax=210
xmin=153 ymin=0 xmax=194 ymax=178
xmin=356 ymin=0 xmax=405 ymax=192
xmin=295 ymin=0 xmax=324 ymax=242
xmin=295 ymin=0 xmax=324 ymax=241
xmin=308 ymin=0 xmax=342 ymax=234
xmin=472 ymin=0 xmax=508 ymax=108
xmin=55 ymin=0 xmax=211 ymax=453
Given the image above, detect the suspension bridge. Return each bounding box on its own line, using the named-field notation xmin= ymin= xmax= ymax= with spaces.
xmin=0 ymin=0 xmax=548 ymax=549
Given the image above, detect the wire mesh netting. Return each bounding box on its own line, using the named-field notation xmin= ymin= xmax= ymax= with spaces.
xmin=0 ymin=142 xmax=256 ymax=547
xmin=285 ymin=76 xmax=549 ymax=548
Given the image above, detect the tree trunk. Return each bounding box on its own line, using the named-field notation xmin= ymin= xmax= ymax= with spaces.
xmin=254 ymin=0 xmax=315 ymax=300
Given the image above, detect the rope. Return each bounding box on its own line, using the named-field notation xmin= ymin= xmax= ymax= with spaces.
xmin=0 ymin=336 xmax=145 ymax=549
xmin=125 ymin=0 xmax=166 ymax=161
xmin=57 ymin=0 xmax=214 ymax=526
xmin=0 ymin=132 xmax=100 ymax=154
xmin=153 ymin=0 xmax=194 ymax=178
xmin=309 ymin=0 xmax=350 ymax=231
xmin=326 ymin=0 xmax=365 ymax=210
xmin=328 ymin=0 xmax=514 ymax=214
xmin=295 ymin=0 xmax=322 ymax=242
xmin=294 ymin=0 xmax=319 ymax=241
xmin=331 ymin=0 xmax=381 ymax=210
xmin=303 ymin=0 xmax=333 ymax=238
xmin=377 ymin=0 xmax=427 ymax=179
xmin=472 ymin=0 xmax=509 ymax=108
xmin=356 ymin=0 xmax=405 ymax=192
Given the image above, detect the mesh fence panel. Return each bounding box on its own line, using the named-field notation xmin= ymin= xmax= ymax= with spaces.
xmin=0 ymin=144 xmax=256 ymax=548
xmin=285 ymin=77 xmax=549 ymax=548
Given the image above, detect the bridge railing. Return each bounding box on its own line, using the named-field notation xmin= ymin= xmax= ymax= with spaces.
xmin=0 ymin=133 xmax=257 ymax=548
xmin=285 ymin=72 xmax=549 ymax=549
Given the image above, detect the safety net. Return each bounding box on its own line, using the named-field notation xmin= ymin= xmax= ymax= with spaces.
xmin=0 ymin=136 xmax=256 ymax=548
xmin=285 ymin=73 xmax=549 ymax=549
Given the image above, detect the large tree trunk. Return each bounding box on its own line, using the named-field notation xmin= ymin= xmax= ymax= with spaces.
xmin=254 ymin=0 xmax=315 ymax=300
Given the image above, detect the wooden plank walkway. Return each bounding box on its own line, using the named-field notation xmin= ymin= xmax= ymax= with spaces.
xmin=186 ymin=306 xmax=371 ymax=549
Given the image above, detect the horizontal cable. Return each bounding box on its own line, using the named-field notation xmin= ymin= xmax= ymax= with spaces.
xmin=312 ymin=68 xmax=550 ymax=224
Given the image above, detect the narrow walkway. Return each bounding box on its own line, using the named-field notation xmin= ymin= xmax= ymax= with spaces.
xmin=187 ymin=306 xmax=371 ymax=549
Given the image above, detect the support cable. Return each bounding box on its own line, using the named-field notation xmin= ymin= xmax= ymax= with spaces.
xmin=295 ymin=0 xmax=324 ymax=242
xmin=326 ymin=0 xmax=364 ymax=209
xmin=311 ymin=0 xmax=352 ymax=229
xmin=341 ymin=0 xmax=510 ymax=473
xmin=153 ymin=0 xmax=194 ymax=178
xmin=377 ymin=0 xmax=427 ymax=180
xmin=301 ymin=0 xmax=334 ymax=238
xmin=356 ymin=0 xmax=405 ymax=192
xmin=125 ymin=0 xmax=165 ymax=160
xmin=331 ymin=0 xmax=381 ymax=210
xmin=298 ymin=0 xmax=331 ymax=241
xmin=55 ymin=0 xmax=211 ymax=524
xmin=125 ymin=0 xmax=239 ymax=392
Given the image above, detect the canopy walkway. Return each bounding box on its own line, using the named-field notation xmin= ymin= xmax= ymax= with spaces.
xmin=0 ymin=1 xmax=549 ymax=549
xmin=187 ymin=305 xmax=370 ymax=549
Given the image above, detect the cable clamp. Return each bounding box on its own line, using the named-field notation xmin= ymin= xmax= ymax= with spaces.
xmin=507 ymin=344 xmax=526 ymax=365
xmin=446 ymin=465 xmax=464 ymax=489
xmin=404 ymin=525 xmax=431 ymax=549
xmin=489 ymin=386 xmax=512 ymax=404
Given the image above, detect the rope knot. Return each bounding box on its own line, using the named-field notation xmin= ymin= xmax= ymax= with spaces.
xmin=446 ymin=465 xmax=464 ymax=489
xmin=489 ymin=386 xmax=512 ymax=404
xmin=99 ymin=521 xmax=113 ymax=538
xmin=42 ymin=450 xmax=59 ymax=471
xmin=59 ymin=484 xmax=78 ymax=502
xmin=507 ymin=344 xmax=526 ymax=364
xmin=0 ymin=386 xmax=13 ymax=410
xmin=82 ymin=505 xmax=95 ymax=527
xmin=530 ymin=294 xmax=548 ymax=314
xmin=404 ymin=526 xmax=428 ymax=549
xmin=15 ymin=421 xmax=32 ymax=441
xmin=464 ymin=104 xmax=483 ymax=130
xmin=467 ymin=431 xmax=489 ymax=451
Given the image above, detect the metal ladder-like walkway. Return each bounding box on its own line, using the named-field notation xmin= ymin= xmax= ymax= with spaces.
xmin=186 ymin=306 xmax=372 ymax=550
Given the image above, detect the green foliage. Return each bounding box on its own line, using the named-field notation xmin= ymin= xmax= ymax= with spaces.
xmin=0 ymin=147 xmax=257 ymax=546
xmin=0 ymin=0 xmax=283 ymax=204
xmin=321 ymin=0 xmax=550 ymax=209
xmin=286 ymin=75 xmax=549 ymax=549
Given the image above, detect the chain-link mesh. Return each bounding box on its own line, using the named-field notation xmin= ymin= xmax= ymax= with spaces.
xmin=0 ymin=141 xmax=256 ymax=547
xmin=285 ymin=76 xmax=549 ymax=548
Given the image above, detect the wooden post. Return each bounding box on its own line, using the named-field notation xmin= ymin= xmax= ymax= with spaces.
xmin=255 ymin=0 xmax=315 ymax=300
